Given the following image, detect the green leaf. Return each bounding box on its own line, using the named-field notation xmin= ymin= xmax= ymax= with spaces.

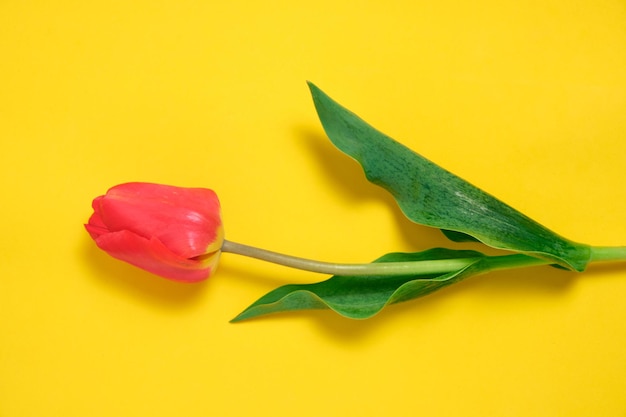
xmin=307 ymin=82 xmax=591 ymax=271
xmin=231 ymin=249 xmax=485 ymax=321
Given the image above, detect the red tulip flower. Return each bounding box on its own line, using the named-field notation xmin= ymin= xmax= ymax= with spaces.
xmin=85 ymin=182 xmax=224 ymax=282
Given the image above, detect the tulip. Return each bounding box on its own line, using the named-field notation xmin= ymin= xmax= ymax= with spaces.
xmin=85 ymin=182 xmax=224 ymax=282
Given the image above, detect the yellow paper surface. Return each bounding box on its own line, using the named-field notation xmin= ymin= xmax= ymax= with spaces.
xmin=1 ymin=1 xmax=625 ymax=416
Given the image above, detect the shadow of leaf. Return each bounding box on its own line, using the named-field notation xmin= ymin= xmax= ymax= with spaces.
xmin=296 ymin=125 xmax=454 ymax=250
xmin=245 ymin=266 xmax=576 ymax=339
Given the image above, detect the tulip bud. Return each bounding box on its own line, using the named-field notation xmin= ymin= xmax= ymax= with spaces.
xmin=85 ymin=182 xmax=224 ymax=282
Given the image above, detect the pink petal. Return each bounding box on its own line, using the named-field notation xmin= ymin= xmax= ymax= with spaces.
xmin=85 ymin=210 xmax=109 ymax=239
xmin=93 ymin=229 xmax=216 ymax=283
xmin=98 ymin=183 xmax=222 ymax=258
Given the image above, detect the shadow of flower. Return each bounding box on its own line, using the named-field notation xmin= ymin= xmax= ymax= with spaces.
xmin=81 ymin=237 xmax=210 ymax=310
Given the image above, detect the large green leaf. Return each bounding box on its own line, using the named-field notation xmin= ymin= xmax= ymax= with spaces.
xmin=231 ymin=249 xmax=485 ymax=321
xmin=307 ymin=82 xmax=591 ymax=271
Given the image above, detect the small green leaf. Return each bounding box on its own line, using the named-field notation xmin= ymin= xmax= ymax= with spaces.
xmin=307 ymin=82 xmax=591 ymax=271
xmin=231 ymin=249 xmax=485 ymax=322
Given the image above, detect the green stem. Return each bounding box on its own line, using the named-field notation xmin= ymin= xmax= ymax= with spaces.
xmin=589 ymin=246 xmax=626 ymax=263
xmin=221 ymin=240 xmax=547 ymax=277
xmin=222 ymin=241 xmax=626 ymax=278
xmin=480 ymin=253 xmax=549 ymax=273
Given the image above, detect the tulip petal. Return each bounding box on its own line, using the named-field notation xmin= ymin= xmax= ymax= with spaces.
xmin=93 ymin=229 xmax=217 ymax=282
xmin=84 ymin=211 xmax=109 ymax=240
xmin=96 ymin=183 xmax=222 ymax=259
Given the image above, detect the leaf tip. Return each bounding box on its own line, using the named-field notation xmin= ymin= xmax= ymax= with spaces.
xmin=306 ymin=80 xmax=323 ymax=97
xmin=228 ymin=315 xmax=246 ymax=324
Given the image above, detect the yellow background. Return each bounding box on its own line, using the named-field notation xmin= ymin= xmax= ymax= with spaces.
xmin=1 ymin=1 xmax=626 ymax=416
